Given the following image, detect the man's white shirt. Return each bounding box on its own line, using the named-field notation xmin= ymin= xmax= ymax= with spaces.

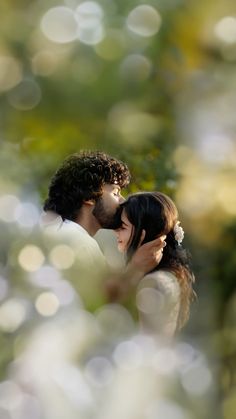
xmin=40 ymin=212 xmax=108 ymax=309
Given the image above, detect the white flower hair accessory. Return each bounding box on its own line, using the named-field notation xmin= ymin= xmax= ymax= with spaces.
xmin=173 ymin=221 xmax=184 ymax=245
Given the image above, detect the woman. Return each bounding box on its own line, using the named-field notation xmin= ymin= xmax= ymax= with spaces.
xmin=114 ymin=191 xmax=196 ymax=337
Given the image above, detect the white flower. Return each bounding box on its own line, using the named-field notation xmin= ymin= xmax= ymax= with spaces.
xmin=173 ymin=221 xmax=184 ymax=245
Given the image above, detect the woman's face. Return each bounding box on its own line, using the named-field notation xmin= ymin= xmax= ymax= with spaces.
xmin=114 ymin=209 xmax=133 ymax=253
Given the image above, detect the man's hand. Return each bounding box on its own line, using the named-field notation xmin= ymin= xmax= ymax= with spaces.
xmin=128 ymin=235 xmax=166 ymax=276
xmin=105 ymin=235 xmax=166 ymax=303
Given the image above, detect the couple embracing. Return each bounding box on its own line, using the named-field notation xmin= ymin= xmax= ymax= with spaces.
xmin=42 ymin=151 xmax=195 ymax=337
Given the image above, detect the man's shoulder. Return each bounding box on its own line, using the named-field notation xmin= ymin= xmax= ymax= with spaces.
xmin=40 ymin=211 xmax=64 ymax=230
xmin=41 ymin=212 xmax=87 ymax=237
xmin=40 ymin=212 xmax=107 ymax=268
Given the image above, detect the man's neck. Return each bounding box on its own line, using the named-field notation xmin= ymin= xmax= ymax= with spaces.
xmin=75 ymin=206 xmax=100 ymax=237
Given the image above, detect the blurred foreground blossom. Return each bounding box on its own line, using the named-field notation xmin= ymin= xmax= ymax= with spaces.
xmin=0 ymin=206 xmax=217 ymax=418
xmin=1 ymin=301 xmax=215 ymax=419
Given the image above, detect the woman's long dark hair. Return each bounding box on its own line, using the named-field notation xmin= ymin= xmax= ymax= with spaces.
xmin=120 ymin=192 xmax=196 ymax=331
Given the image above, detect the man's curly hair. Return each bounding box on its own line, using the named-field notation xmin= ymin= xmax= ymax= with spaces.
xmin=44 ymin=151 xmax=130 ymax=221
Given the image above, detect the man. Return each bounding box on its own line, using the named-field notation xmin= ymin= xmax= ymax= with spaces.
xmin=42 ymin=151 xmax=166 ymax=308
xmin=43 ymin=151 xmax=129 ymax=231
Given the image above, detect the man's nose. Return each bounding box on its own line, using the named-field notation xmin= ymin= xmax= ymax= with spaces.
xmin=119 ymin=194 xmax=125 ymax=203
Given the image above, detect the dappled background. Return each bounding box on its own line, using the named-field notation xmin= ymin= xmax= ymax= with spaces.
xmin=0 ymin=0 xmax=236 ymax=418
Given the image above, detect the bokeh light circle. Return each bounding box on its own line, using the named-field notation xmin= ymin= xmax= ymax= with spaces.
xmin=120 ymin=54 xmax=152 ymax=81
xmin=18 ymin=245 xmax=45 ymax=272
xmin=0 ymin=56 xmax=22 ymax=92
xmin=32 ymin=51 xmax=58 ymax=76
xmin=214 ymin=16 xmax=236 ymax=44
xmin=78 ymin=24 xmax=104 ymax=45
xmin=95 ymin=30 xmax=126 ymax=60
xmin=35 ymin=292 xmax=60 ymax=317
xmin=0 ymin=299 xmax=27 ymax=332
xmin=41 ymin=7 xmax=78 ymax=44
xmin=76 ymin=1 xmax=105 ymax=45
xmin=49 ymin=244 xmax=75 ymax=270
xmin=76 ymin=1 xmax=104 ymax=28
xmin=126 ymin=5 xmax=162 ymax=37
xmin=14 ymin=202 xmax=39 ymax=228
xmin=0 ymin=194 xmax=20 ymax=223
xmin=85 ymin=357 xmax=114 ymax=387
xmin=7 ymin=79 xmax=41 ymax=111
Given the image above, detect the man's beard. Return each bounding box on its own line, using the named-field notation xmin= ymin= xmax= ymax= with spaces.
xmin=92 ymin=198 xmax=122 ymax=229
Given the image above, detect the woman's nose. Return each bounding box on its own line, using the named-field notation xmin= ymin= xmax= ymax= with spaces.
xmin=119 ymin=194 xmax=125 ymax=204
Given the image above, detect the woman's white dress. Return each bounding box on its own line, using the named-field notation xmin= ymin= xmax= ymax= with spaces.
xmin=136 ymin=269 xmax=181 ymax=337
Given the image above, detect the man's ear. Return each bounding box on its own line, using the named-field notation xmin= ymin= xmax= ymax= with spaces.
xmin=83 ymin=199 xmax=95 ymax=206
